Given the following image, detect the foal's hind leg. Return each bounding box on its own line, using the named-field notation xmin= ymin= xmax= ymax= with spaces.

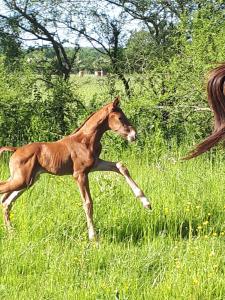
xmin=1 ymin=190 xmax=25 ymax=228
xmin=0 ymin=177 xmax=27 ymax=194
xmin=1 ymin=166 xmax=42 ymax=229
xmin=92 ymin=159 xmax=151 ymax=209
xmin=0 ymin=154 xmax=38 ymax=194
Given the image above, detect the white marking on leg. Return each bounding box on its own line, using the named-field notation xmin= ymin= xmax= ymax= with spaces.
xmin=88 ymin=227 xmax=96 ymax=241
xmin=83 ymin=200 xmax=96 ymax=241
xmin=116 ymin=162 xmax=151 ymax=209
xmin=3 ymin=190 xmax=24 ymax=207
xmin=2 ymin=189 xmax=25 ymax=228
xmin=140 ymin=196 xmax=151 ymax=208
xmin=92 ymin=160 xmax=151 ymax=209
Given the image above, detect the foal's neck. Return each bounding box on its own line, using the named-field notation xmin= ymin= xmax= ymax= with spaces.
xmin=72 ymin=110 xmax=109 ymax=149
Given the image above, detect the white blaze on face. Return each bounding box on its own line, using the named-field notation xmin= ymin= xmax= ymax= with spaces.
xmin=127 ymin=129 xmax=136 ymax=142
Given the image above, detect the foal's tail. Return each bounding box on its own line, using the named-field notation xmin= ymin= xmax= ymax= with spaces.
xmin=0 ymin=146 xmax=17 ymax=157
xmin=184 ymin=63 xmax=225 ymax=160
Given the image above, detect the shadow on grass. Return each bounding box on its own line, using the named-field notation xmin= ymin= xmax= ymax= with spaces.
xmin=0 ymin=213 xmax=210 ymax=244
xmin=48 ymin=213 xmax=206 ymax=244
xmin=105 ymin=221 xmax=146 ymax=244
xmin=100 ymin=216 xmax=203 ymax=244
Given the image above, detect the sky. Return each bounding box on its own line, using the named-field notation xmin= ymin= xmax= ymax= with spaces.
xmin=0 ymin=0 xmax=142 ymax=48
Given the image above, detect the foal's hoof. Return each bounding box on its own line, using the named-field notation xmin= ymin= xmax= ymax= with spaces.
xmin=88 ymin=236 xmax=100 ymax=247
xmin=141 ymin=196 xmax=152 ymax=210
xmin=144 ymin=203 xmax=152 ymax=210
xmin=88 ymin=231 xmax=97 ymax=242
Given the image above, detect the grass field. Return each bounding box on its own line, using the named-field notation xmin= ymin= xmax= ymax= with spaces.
xmin=1 ymin=146 xmax=225 ymax=299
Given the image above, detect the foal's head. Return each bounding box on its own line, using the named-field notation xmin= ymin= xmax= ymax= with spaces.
xmin=107 ymin=97 xmax=136 ymax=142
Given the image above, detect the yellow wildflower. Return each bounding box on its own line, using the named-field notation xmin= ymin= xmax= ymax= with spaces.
xmin=193 ymin=278 xmax=199 ymax=285
xmin=209 ymin=251 xmax=215 ymax=257
xmin=164 ymin=208 xmax=169 ymax=214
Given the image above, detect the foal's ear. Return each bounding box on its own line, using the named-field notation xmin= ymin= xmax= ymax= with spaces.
xmin=112 ymin=96 xmax=120 ymax=108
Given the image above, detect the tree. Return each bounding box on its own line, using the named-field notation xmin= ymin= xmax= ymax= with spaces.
xmin=105 ymin=0 xmax=180 ymax=46
xmin=0 ymin=0 xmax=81 ymax=80
xmin=0 ymin=16 xmax=22 ymax=68
xmin=63 ymin=1 xmax=133 ymax=97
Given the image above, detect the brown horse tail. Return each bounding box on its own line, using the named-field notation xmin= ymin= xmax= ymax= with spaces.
xmin=0 ymin=146 xmax=17 ymax=157
xmin=183 ymin=127 xmax=225 ymax=159
xmin=184 ymin=63 xmax=225 ymax=160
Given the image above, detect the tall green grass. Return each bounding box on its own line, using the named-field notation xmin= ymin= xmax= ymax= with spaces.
xmin=1 ymin=146 xmax=225 ymax=299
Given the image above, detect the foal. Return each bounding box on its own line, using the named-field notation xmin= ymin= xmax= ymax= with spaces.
xmin=0 ymin=97 xmax=150 ymax=240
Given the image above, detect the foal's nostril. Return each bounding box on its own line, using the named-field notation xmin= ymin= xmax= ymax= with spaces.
xmin=132 ymin=133 xmax=136 ymax=141
xmin=127 ymin=129 xmax=136 ymax=142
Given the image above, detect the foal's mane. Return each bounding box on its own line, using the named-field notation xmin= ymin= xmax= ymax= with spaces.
xmin=70 ymin=103 xmax=111 ymax=135
xmin=70 ymin=112 xmax=96 ymax=135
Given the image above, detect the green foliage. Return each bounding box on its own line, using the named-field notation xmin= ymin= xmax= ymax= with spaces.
xmin=0 ymin=1 xmax=225 ymax=148
xmin=0 ymin=59 xmax=86 ymax=145
xmin=0 ymin=18 xmax=22 ymax=69
xmin=122 ymin=2 xmax=225 ymax=143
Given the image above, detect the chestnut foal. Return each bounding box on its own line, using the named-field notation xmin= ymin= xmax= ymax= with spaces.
xmin=0 ymin=97 xmax=150 ymax=240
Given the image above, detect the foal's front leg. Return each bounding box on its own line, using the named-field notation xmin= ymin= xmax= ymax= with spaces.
xmin=92 ymin=159 xmax=151 ymax=209
xmin=74 ymin=172 xmax=96 ymax=240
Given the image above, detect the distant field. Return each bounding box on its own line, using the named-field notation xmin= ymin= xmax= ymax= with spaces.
xmin=71 ymin=74 xmax=141 ymax=103
xmin=72 ymin=74 xmax=112 ymax=103
xmin=1 ymin=147 xmax=225 ymax=299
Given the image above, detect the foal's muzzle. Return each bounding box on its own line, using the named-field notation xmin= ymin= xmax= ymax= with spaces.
xmin=127 ymin=129 xmax=136 ymax=142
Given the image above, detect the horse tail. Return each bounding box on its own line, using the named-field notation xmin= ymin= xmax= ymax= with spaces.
xmin=0 ymin=146 xmax=17 ymax=157
xmin=184 ymin=63 xmax=225 ymax=160
xmin=183 ymin=127 xmax=225 ymax=160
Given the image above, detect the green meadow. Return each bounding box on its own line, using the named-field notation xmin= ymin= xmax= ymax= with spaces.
xmin=1 ymin=145 xmax=225 ymax=299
